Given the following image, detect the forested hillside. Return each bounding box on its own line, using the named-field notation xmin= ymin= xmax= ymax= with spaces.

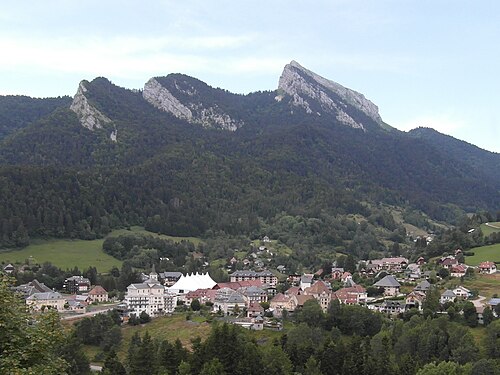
xmin=0 ymin=64 xmax=499 ymax=251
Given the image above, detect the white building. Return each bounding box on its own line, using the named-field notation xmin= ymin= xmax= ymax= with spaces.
xmin=126 ymin=269 xmax=177 ymax=317
xmin=168 ymin=272 xmax=217 ymax=298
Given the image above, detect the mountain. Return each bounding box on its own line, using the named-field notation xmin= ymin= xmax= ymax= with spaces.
xmin=0 ymin=61 xmax=499 ymax=249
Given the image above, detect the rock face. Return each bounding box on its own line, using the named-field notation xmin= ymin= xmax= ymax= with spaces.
xmin=70 ymin=81 xmax=113 ymax=131
xmin=278 ymin=60 xmax=383 ymax=130
xmin=143 ymin=77 xmax=243 ymax=131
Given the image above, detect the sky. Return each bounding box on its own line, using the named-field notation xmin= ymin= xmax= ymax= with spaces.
xmin=1 ymin=1 xmax=499 ymax=152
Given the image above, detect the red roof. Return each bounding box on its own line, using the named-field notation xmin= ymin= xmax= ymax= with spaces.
xmin=215 ymin=280 xmax=262 ymax=290
xmin=285 ymin=286 xmax=301 ymax=296
xmin=88 ymin=285 xmax=107 ymax=295
xmin=479 ymin=261 xmax=496 ymax=268
xmin=304 ymin=281 xmax=330 ymax=295
xmin=271 ymin=293 xmax=290 ymax=303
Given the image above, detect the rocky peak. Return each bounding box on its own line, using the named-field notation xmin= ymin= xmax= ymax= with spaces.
xmin=278 ymin=60 xmax=383 ymax=130
xmin=143 ymin=76 xmax=243 ymax=131
xmin=70 ymin=81 xmax=117 ymax=141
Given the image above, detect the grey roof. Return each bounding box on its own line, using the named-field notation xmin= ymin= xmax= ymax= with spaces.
xmin=26 ymin=292 xmax=63 ymax=300
xmin=414 ymin=280 xmax=431 ymax=291
xmin=374 ymin=275 xmax=401 ymax=288
xmin=301 ymin=274 xmax=313 ymax=283
xmin=489 ymin=298 xmax=500 ymax=306
xmin=227 ymin=292 xmax=246 ymax=304
xmin=441 ymin=290 xmax=456 ymax=298
xmin=383 ymin=300 xmax=403 ymax=307
xmin=160 ymin=271 xmax=183 ymax=278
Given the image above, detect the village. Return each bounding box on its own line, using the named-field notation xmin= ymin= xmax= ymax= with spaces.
xmin=4 ymin=237 xmax=499 ymax=330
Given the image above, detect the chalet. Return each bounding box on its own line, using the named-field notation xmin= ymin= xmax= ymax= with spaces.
xmin=380 ymin=257 xmax=409 ymax=272
xmin=263 ymin=236 xmax=270 ymax=243
xmin=414 ymin=280 xmax=431 ymax=293
xmin=331 ymin=267 xmax=344 ymax=280
xmin=405 ymin=291 xmax=426 ymax=311
xmin=88 ymin=285 xmax=108 ymax=303
xmin=247 ymin=301 xmax=264 ymax=318
xmin=289 ymin=294 xmax=314 ymax=310
xmin=450 ymin=264 xmax=467 ymax=278
xmin=405 ymin=263 xmax=421 ymax=280
xmin=488 ymin=298 xmax=500 ymax=316
xmin=3 ymin=263 xmax=15 ymax=274
xmin=300 ymin=274 xmax=314 ymax=290
xmin=276 ymin=265 xmax=287 ymax=273
xmin=378 ymin=300 xmax=404 ymax=315
xmin=440 ymin=257 xmax=458 ymax=269
xmin=288 ymin=274 xmax=302 ymax=285
xmin=452 ymin=286 xmax=471 ymax=299
xmin=332 ymin=285 xmax=367 ymax=305
xmin=341 ymin=272 xmax=353 ymax=284
xmin=284 ymin=286 xmax=302 ymax=296
xmin=440 ymin=290 xmax=456 ymax=304
xmin=304 ymin=281 xmax=331 ymax=312
xmin=229 ymin=257 xmax=238 ymax=265
xmin=13 ymin=279 xmax=52 ymax=298
xmin=373 ymin=275 xmax=401 ymax=296
xmin=416 ymin=257 xmax=426 ymax=266
xmin=270 ymin=293 xmax=291 ymax=317
xmin=478 ymin=262 xmax=497 ymax=274
xmin=184 ymin=288 xmax=217 ymax=305
xmin=64 ymin=276 xmax=91 ymax=294
xmin=26 ymin=292 xmax=65 ymax=312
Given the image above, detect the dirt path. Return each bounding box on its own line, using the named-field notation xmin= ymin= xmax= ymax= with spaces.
xmin=485 ymin=222 xmax=500 ymax=229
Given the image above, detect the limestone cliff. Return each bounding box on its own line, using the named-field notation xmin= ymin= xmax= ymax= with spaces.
xmin=278 ymin=61 xmax=383 ymax=130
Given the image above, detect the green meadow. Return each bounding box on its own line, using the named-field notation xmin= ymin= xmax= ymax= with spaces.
xmin=480 ymin=222 xmax=500 ymax=236
xmin=465 ymin=243 xmax=500 ymax=266
xmin=0 ymin=226 xmax=202 ymax=273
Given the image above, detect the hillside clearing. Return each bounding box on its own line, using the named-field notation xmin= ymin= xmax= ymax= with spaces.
xmin=0 ymin=226 xmax=203 ymax=272
xmin=465 ymin=243 xmax=500 ymax=266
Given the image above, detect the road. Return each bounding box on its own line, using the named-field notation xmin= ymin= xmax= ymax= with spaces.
xmin=485 ymin=222 xmax=500 ymax=229
xmin=61 ymin=303 xmax=121 ymax=321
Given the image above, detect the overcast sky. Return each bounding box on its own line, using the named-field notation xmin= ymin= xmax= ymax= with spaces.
xmin=1 ymin=1 xmax=499 ymax=152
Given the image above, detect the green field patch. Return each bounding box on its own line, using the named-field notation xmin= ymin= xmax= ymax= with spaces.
xmin=118 ymin=314 xmax=212 ymax=360
xmin=462 ymin=273 xmax=500 ymax=299
xmin=480 ymin=222 xmax=500 ymax=236
xmin=251 ymin=239 xmax=293 ymax=256
xmin=0 ymin=237 xmax=122 ymax=273
xmin=465 ymin=243 xmax=500 ymax=266
xmin=0 ymin=226 xmax=203 ymax=273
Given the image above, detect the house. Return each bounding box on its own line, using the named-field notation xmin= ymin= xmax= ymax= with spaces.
xmin=13 ymin=279 xmax=52 ymax=298
xmin=213 ymin=288 xmax=246 ymax=315
xmin=440 ymin=257 xmax=458 ymax=269
xmin=300 ymin=274 xmax=314 ymax=290
xmin=440 ymin=290 xmax=456 ymax=304
xmin=247 ymin=301 xmax=265 ymax=318
xmin=488 ymin=298 xmax=500 ymax=317
xmin=287 ymin=274 xmax=302 ymax=285
xmin=331 ymin=267 xmax=344 ymax=280
xmin=378 ymin=300 xmax=404 ymax=315
xmin=405 ymin=264 xmax=421 ymax=280
xmin=304 ymin=281 xmax=332 ymax=312
xmin=416 ymin=257 xmax=426 ymax=266
xmin=270 ymin=293 xmax=291 ymax=317
xmin=414 ymin=280 xmax=431 ymax=293
xmin=277 ymin=265 xmax=287 ymax=273
xmin=341 ymin=272 xmax=353 ymax=285
xmin=26 ymin=292 xmax=65 ymax=312
xmin=405 ymin=291 xmax=426 ymax=311
xmin=450 ymin=264 xmax=467 ymax=278
xmin=332 ymin=285 xmax=367 ymax=305
xmin=289 ymin=294 xmax=315 ymax=310
xmin=126 ymin=270 xmax=177 ymax=317
xmin=263 ymin=236 xmax=271 ymax=243
xmin=452 ymin=286 xmax=471 ymax=299
xmin=373 ymin=275 xmax=401 ymax=296
xmin=238 ymin=286 xmax=268 ymax=305
xmin=380 ymin=257 xmax=409 ymax=272
xmin=284 ymin=286 xmax=302 ymax=296
xmin=478 ymin=262 xmax=497 ymax=274
xmin=88 ymin=285 xmax=109 ymax=303
xmin=64 ymin=276 xmax=91 ymax=294
xmin=3 ymin=263 xmax=15 ymax=274
xmin=185 ymin=288 xmax=217 ymax=305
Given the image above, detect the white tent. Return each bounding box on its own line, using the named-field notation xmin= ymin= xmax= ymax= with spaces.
xmin=168 ymin=272 xmax=216 ymax=294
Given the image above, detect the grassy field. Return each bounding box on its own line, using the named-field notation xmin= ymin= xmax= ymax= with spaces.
xmin=0 ymin=226 xmax=203 ymax=273
xmin=462 ymin=273 xmax=500 ymax=298
xmin=251 ymin=239 xmax=293 ymax=256
xmin=480 ymin=222 xmax=500 ymax=236
xmin=116 ymin=314 xmax=212 ymax=361
xmin=465 ymin=243 xmax=500 ymax=266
